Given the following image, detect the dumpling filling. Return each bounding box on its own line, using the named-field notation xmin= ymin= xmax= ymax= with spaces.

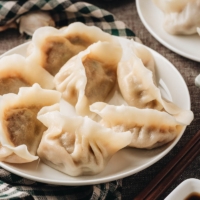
xmin=0 ymin=77 xmax=30 ymax=95
xmin=66 ymin=35 xmax=92 ymax=48
xmin=59 ymin=132 xmax=75 ymax=154
xmin=4 ymin=107 xmax=46 ymax=155
xmin=83 ymin=57 xmax=117 ymax=104
xmin=42 ymin=37 xmax=75 ymax=76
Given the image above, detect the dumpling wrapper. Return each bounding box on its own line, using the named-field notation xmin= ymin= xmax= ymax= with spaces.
xmin=119 ymin=39 xmax=157 ymax=84
xmin=54 ymin=41 xmax=122 ymax=118
xmin=197 ymin=27 xmax=200 ymax=35
xmin=37 ymin=110 xmax=132 ymax=176
xmin=27 ymin=22 xmax=118 ymax=76
xmin=0 ymin=54 xmax=54 ymax=95
xmin=153 ymin=0 xmax=200 ymax=35
xmin=0 ymin=83 xmax=61 ymax=163
xmin=90 ymin=102 xmax=187 ymax=149
xmin=117 ymin=48 xmax=193 ymax=125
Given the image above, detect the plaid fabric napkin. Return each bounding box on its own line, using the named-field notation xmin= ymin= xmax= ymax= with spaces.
xmin=0 ymin=0 xmax=135 ymax=37
xmin=0 ymin=170 xmax=122 ymax=199
xmin=0 ymin=0 xmax=136 ymax=199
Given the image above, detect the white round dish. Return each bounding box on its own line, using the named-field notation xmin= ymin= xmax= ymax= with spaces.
xmin=136 ymin=0 xmax=200 ymax=62
xmin=165 ymin=178 xmax=200 ymax=200
xmin=0 ymin=38 xmax=191 ymax=186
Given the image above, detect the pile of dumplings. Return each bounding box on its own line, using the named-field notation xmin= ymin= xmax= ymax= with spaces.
xmin=153 ymin=0 xmax=200 ymax=35
xmin=0 ymin=22 xmax=194 ymax=177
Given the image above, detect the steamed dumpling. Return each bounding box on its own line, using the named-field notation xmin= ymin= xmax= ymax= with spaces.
xmin=27 ymin=22 xmax=117 ymax=75
xmin=119 ymin=39 xmax=157 ymax=84
xmin=153 ymin=0 xmax=200 ymax=35
xmin=118 ymin=50 xmax=163 ymax=110
xmin=117 ymin=49 xmax=193 ymax=125
xmin=90 ymin=102 xmax=186 ymax=149
xmin=132 ymin=43 xmax=155 ymax=75
xmin=37 ymin=110 xmax=132 ymax=176
xmin=0 ymin=54 xmax=54 ymax=95
xmin=54 ymin=41 xmax=122 ymax=118
xmin=0 ymin=84 xmax=61 ymax=163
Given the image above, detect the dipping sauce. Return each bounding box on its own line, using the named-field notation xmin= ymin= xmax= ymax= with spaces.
xmin=185 ymin=192 xmax=200 ymax=200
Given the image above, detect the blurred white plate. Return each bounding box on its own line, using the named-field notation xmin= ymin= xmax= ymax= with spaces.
xmin=165 ymin=178 xmax=200 ymax=200
xmin=136 ymin=0 xmax=200 ymax=62
xmin=0 ymin=37 xmax=191 ymax=186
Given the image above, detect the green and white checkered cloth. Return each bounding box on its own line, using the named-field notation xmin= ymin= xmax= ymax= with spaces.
xmin=0 ymin=0 xmax=135 ymax=199
xmin=0 ymin=0 xmax=135 ymax=37
xmin=0 ymin=169 xmax=122 ymax=199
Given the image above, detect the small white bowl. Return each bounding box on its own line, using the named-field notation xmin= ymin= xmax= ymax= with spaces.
xmin=165 ymin=178 xmax=200 ymax=200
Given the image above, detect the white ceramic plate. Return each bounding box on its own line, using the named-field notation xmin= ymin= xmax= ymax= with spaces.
xmin=165 ymin=178 xmax=200 ymax=200
xmin=136 ymin=0 xmax=200 ymax=62
xmin=0 ymin=38 xmax=191 ymax=186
